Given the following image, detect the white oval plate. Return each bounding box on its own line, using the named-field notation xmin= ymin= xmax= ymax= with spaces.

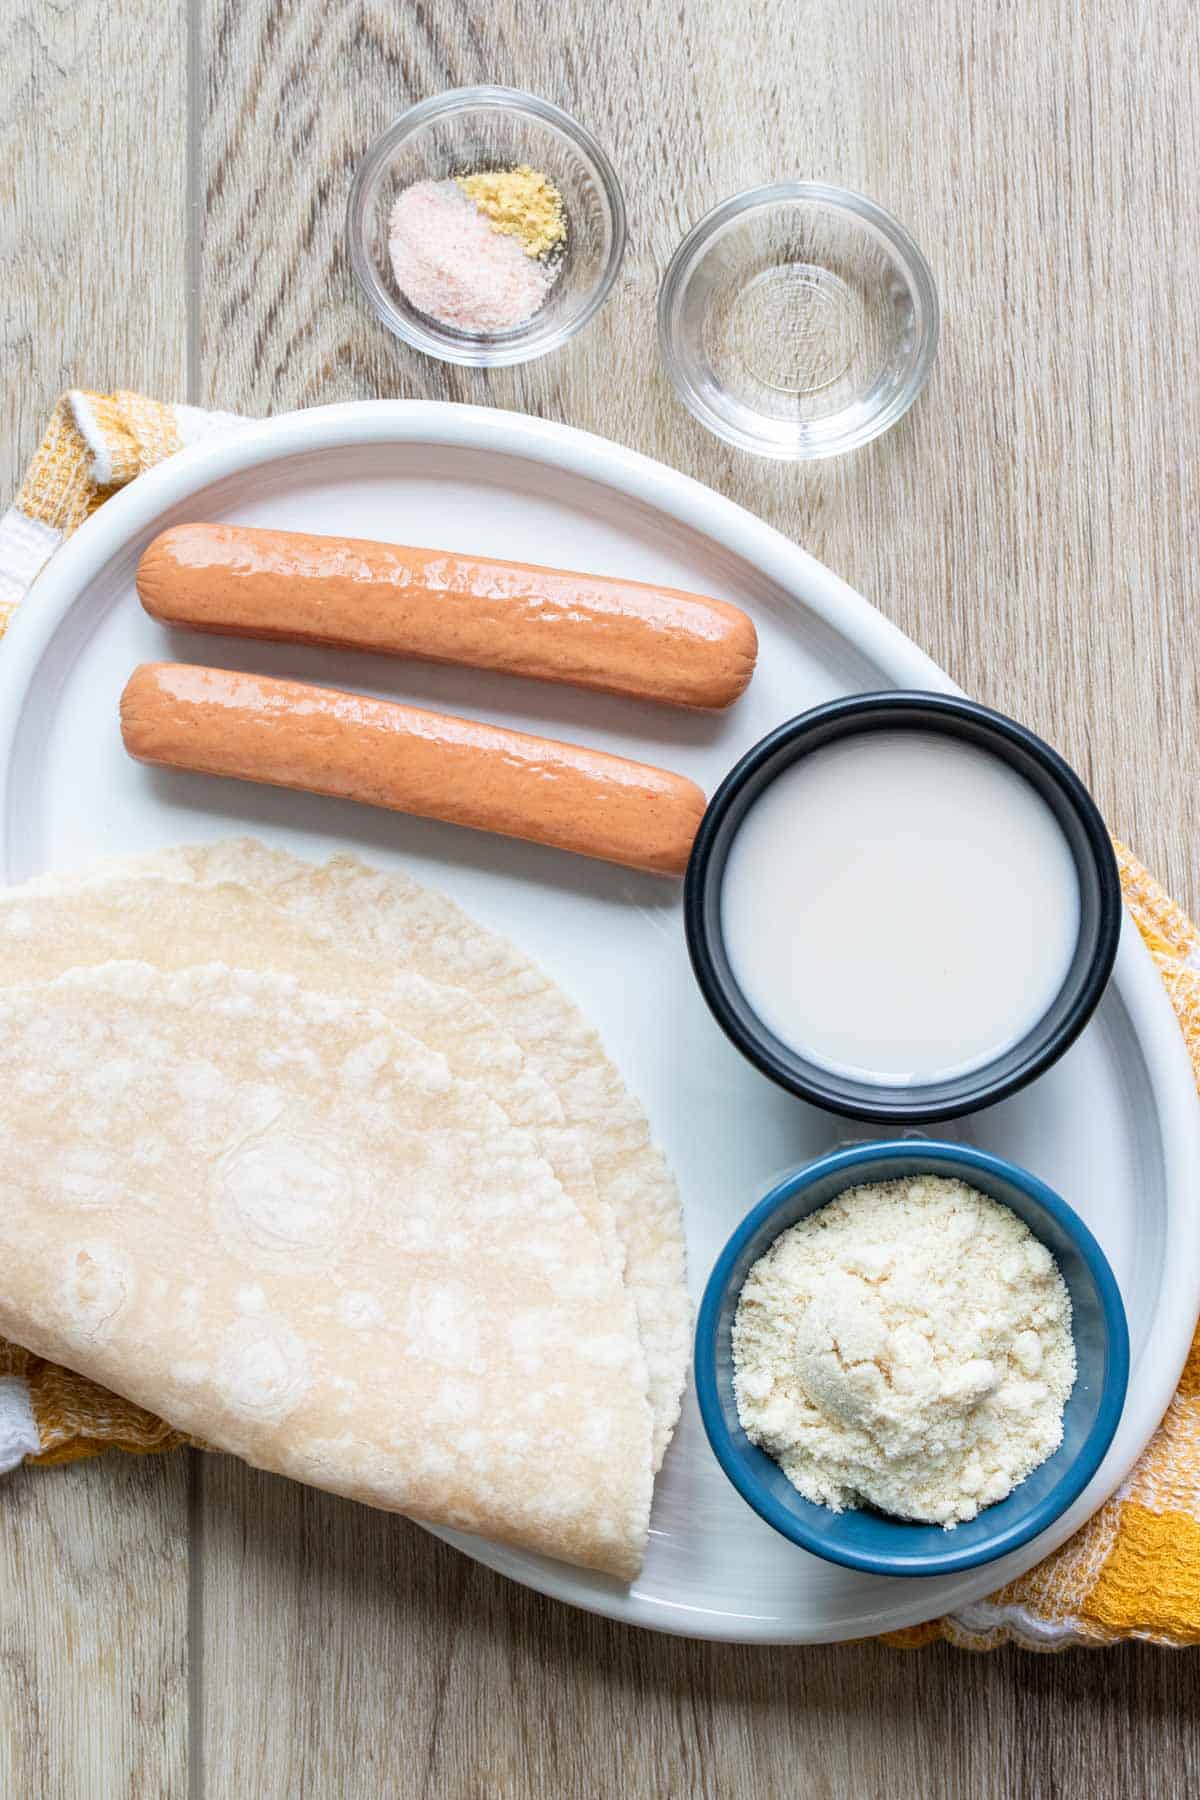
xmin=0 ymin=401 xmax=1196 ymax=1644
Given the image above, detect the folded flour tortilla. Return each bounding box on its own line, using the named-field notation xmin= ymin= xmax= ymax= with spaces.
xmin=0 ymin=871 xmax=617 ymax=1278
xmin=15 ymin=841 xmax=690 ymax=1466
xmin=0 ymin=963 xmax=653 ymax=1578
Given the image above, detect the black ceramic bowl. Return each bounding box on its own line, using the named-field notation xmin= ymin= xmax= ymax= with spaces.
xmin=684 ymin=692 xmax=1122 ymax=1123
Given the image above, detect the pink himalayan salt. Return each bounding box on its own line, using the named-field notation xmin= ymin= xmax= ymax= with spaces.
xmin=388 ymin=178 xmax=552 ymax=334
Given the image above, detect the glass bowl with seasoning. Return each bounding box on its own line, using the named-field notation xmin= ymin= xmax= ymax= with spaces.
xmin=347 ymin=86 xmax=626 ymax=367
xmin=658 ymin=182 xmax=939 ymax=458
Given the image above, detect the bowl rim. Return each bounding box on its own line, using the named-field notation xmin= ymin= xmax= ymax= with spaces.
xmin=656 ymin=179 xmax=940 ymax=460
xmin=683 ymin=690 xmax=1124 ymax=1122
xmin=346 ymin=84 xmax=627 ymax=368
xmin=693 ymin=1138 xmax=1132 ymax=1577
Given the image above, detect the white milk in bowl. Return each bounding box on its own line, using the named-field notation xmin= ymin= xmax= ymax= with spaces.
xmin=719 ymin=731 xmax=1081 ymax=1086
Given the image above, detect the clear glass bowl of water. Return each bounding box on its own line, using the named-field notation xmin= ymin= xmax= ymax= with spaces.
xmin=657 ymin=183 xmax=939 ymax=459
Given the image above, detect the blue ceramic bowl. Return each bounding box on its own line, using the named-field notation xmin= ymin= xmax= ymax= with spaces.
xmin=695 ymin=1140 xmax=1129 ymax=1577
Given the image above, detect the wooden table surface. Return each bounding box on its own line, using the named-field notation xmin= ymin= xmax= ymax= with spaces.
xmin=3 ymin=0 xmax=1200 ymax=1793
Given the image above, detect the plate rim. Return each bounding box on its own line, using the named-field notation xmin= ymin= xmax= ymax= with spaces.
xmin=0 ymin=397 xmax=1196 ymax=1643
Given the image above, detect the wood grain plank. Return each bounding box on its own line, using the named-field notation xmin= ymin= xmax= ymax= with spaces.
xmin=0 ymin=0 xmax=191 ymax=498
xmin=194 ymin=0 xmax=1200 ymax=1792
xmin=0 ymin=1454 xmax=189 ymax=1800
xmin=197 ymin=1457 xmax=1200 ymax=1799
xmin=0 ymin=3 xmax=191 ymax=1795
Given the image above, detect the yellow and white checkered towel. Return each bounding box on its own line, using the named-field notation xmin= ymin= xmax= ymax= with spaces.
xmin=2 ymin=391 xmax=1199 ymax=1651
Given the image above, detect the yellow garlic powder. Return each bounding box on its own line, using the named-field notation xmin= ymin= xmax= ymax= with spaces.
xmin=456 ymin=166 xmax=567 ymax=261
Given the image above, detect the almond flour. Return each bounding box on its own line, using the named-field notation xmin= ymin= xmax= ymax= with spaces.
xmin=733 ymin=1175 xmax=1076 ymax=1527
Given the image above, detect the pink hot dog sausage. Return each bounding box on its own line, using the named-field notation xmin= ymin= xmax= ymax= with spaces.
xmin=120 ymin=662 xmax=708 ymax=877
xmin=136 ymin=523 xmax=758 ymax=711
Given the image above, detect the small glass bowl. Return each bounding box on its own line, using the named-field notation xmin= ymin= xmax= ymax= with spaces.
xmin=658 ymin=182 xmax=939 ymax=459
xmin=347 ymin=86 xmax=626 ymax=368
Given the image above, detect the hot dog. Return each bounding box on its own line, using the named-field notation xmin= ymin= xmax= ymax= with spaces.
xmin=136 ymin=524 xmax=758 ymax=711
xmin=120 ymin=663 xmax=707 ymax=877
